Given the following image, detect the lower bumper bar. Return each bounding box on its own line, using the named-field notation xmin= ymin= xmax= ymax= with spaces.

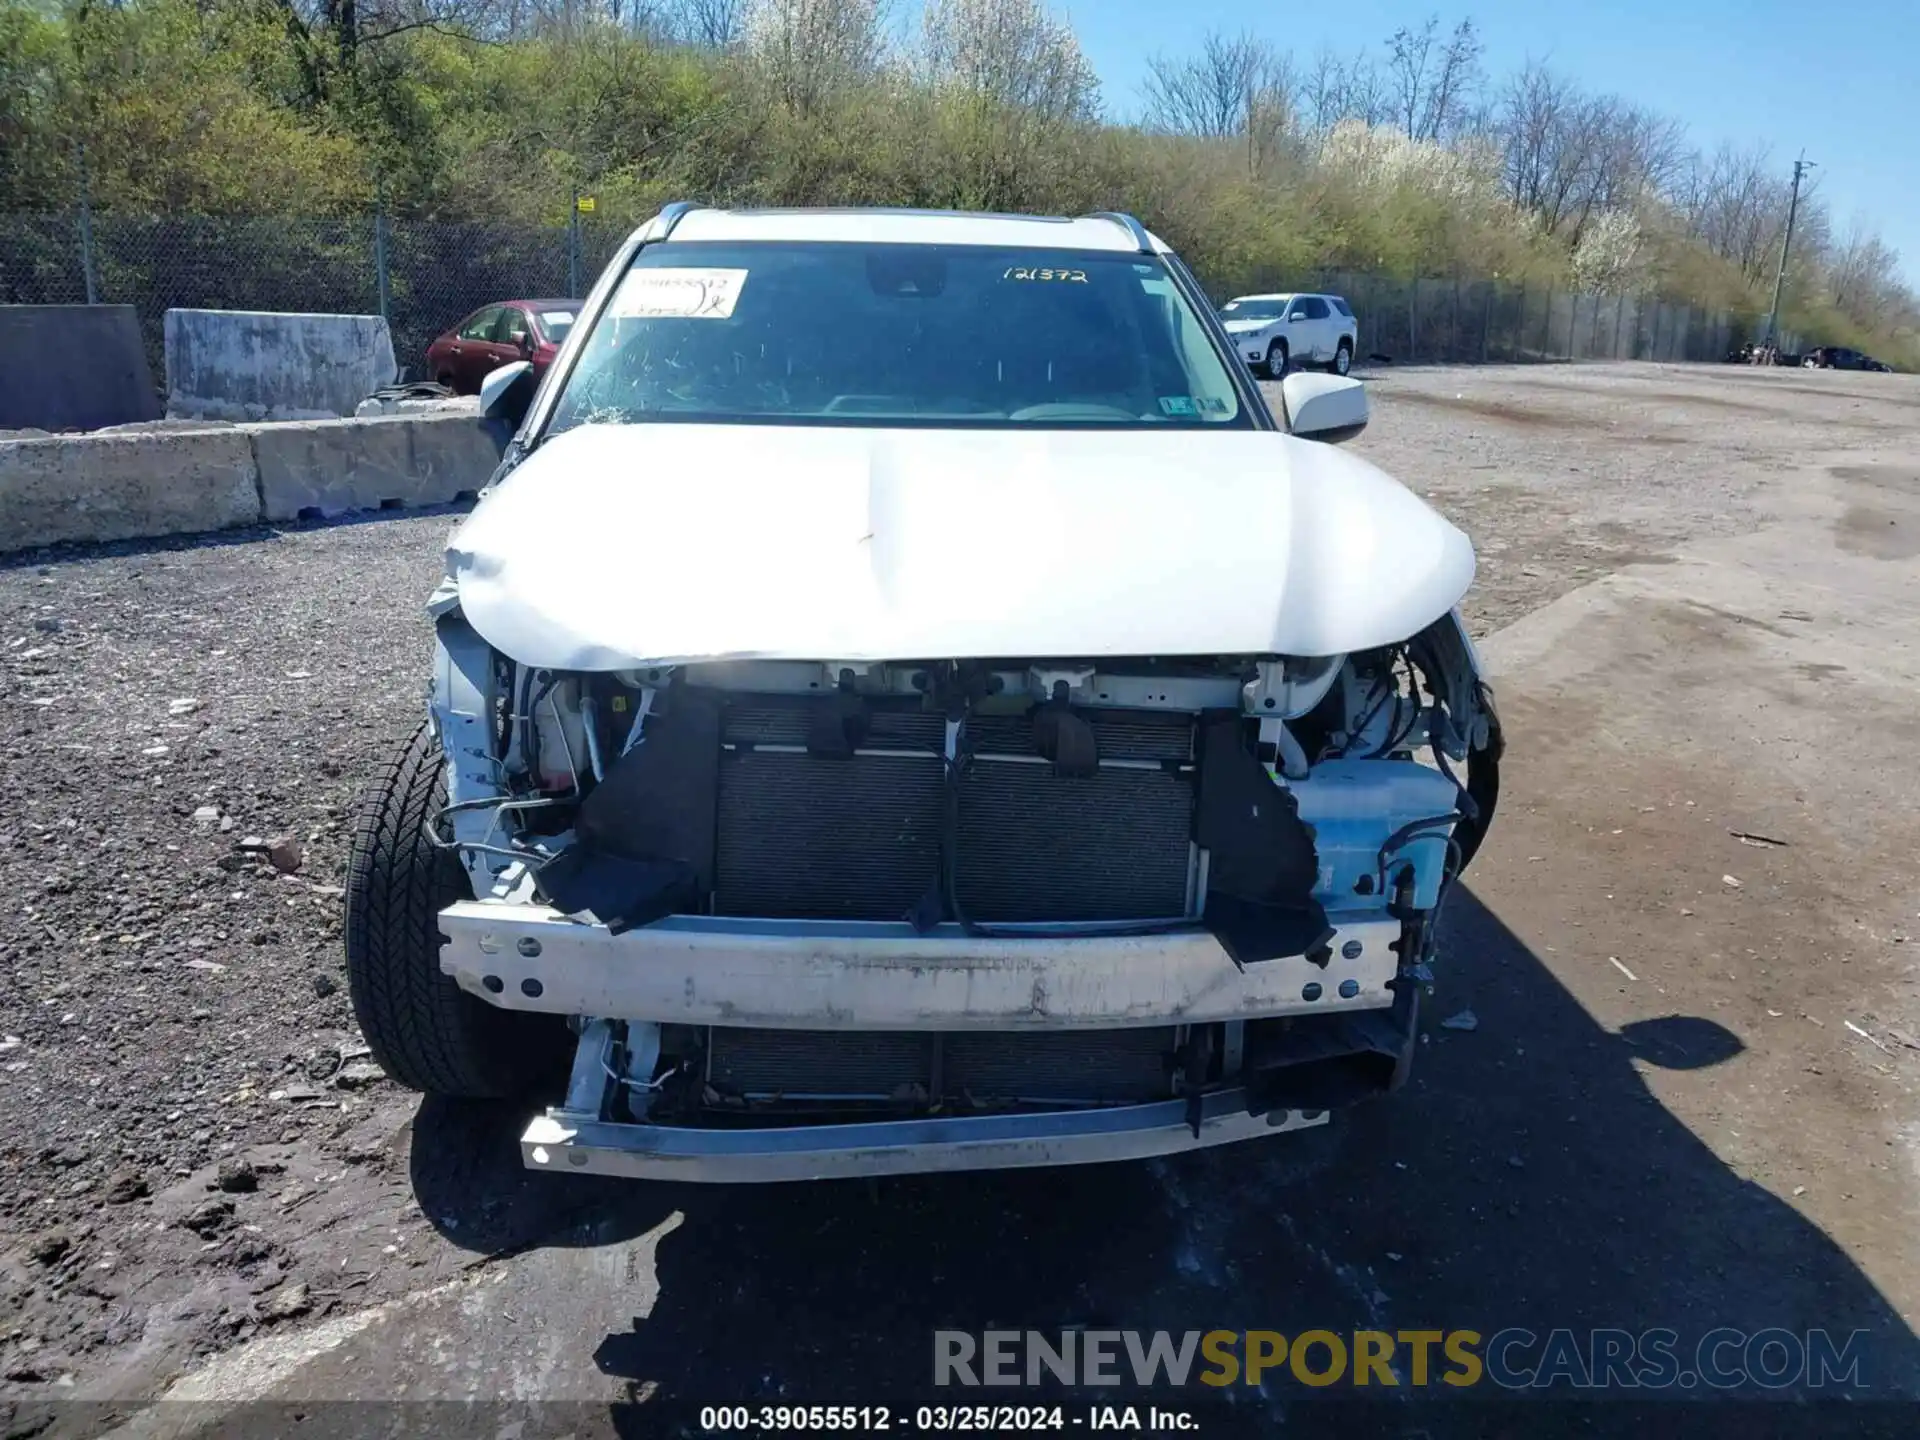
xmin=521 ymin=1091 xmax=1325 ymax=1183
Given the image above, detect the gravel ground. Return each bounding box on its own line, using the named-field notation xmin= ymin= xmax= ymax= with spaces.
xmin=1346 ymin=360 xmax=1913 ymax=633
xmin=1 ymin=359 xmax=1914 ymax=1412
xmin=0 ymin=513 xmax=455 ymax=1395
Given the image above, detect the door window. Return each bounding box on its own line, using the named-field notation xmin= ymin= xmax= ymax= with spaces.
xmin=493 ymin=308 xmax=531 ymax=346
xmin=459 ymin=307 xmax=503 ymax=341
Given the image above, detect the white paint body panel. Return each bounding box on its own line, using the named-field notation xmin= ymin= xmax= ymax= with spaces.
xmin=478 ymin=360 xmax=531 ymax=419
xmin=1280 ymin=372 xmax=1370 ymax=439
xmin=448 ymin=423 xmax=1474 ymax=669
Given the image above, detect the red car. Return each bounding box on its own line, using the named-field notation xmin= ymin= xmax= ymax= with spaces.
xmin=425 ymin=300 xmax=578 ymax=394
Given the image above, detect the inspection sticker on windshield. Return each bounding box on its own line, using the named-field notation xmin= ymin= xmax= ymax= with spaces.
xmin=1159 ymin=395 xmax=1229 ymax=417
xmin=610 ymin=268 xmax=748 ymax=319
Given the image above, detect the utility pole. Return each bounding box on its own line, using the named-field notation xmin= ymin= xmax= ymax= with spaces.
xmin=373 ymin=179 xmax=391 ymax=329
xmin=1763 ymin=154 xmax=1814 ymax=348
xmin=568 ymin=181 xmax=582 ymax=300
xmin=75 ymin=140 xmax=98 ymax=305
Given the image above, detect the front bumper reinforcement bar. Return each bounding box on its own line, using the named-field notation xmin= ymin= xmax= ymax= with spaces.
xmin=522 ymin=1090 xmax=1327 ymax=1182
xmin=438 ymin=904 xmax=1399 ymax=1029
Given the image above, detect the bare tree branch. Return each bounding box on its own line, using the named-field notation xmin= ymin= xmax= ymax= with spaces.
xmin=1386 ymin=15 xmax=1480 ymax=142
xmin=664 ymin=0 xmax=747 ymax=46
xmin=1300 ymin=45 xmax=1387 ymax=135
xmin=1141 ymin=30 xmax=1287 ymax=139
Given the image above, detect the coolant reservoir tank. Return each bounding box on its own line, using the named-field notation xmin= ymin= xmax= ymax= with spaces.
xmin=1287 ymin=759 xmax=1462 ymax=910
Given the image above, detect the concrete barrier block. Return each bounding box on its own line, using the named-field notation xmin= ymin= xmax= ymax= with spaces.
xmin=252 ymin=416 xmax=421 ymax=520
xmin=250 ymin=414 xmax=501 ymax=519
xmin=0 ymin=428 xmax=261 ymax=551
xmin=0 ymin=305 xmax=161 ymax=432
xmin=409 ymin=413 xmax=505 ymax=497
xmin=166 ymin=309 xmax=397 ymax=421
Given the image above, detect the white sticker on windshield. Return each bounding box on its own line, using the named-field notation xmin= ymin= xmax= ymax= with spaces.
xmin=610 ymin=268 xmax=748 ymax=320
xmin=540 ymin=310 xmax=576 ymax=326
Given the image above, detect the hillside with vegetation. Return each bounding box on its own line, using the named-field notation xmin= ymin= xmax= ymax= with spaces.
xmin=2 ymin=0 xmax=1915 ymax=365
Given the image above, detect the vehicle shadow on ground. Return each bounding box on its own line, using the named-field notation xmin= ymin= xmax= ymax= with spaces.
xmin=407 ymin=887 xmax=1920 ymax=1429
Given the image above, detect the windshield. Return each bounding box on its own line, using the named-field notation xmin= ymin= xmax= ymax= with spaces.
xmin=545 ymin=241 xmax=1247 ymax=431
xmin=1220 ymin=298 xmax=1289 ymax=320
xmin=537 ymin=310 xmax=577 ymax=343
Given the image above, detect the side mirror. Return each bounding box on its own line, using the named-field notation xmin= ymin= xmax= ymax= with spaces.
xmin=1288 ymin=311 xmax=1309 ymax=322
xmin=511 ymin=331 xmax=533 ymax=356
xmin=1281 ymin=372 xmax=1368 ymax=443
xmin=480 ymin=360 xmax=536 ymax=429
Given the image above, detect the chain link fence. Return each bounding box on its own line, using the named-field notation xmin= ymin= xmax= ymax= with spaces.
xmin=2 ymin=209 xmax=1780 ymax=392
xmin=1236 ymin=271 xmax=1786 ymax=366
xmin=0 ymin=209 xmax=632 ymax=385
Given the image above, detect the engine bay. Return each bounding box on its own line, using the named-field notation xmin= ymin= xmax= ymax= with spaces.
xmin=434 ymin=619 xmax=1496 ymax=953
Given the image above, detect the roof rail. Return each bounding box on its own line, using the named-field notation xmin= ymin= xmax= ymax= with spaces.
xmin=655 ymin=201 xmax=697 ymax=240
xmin=1088 ymin=211 xmax=1154 ymax=253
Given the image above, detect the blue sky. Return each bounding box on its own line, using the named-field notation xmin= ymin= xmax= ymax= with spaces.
xmin=1054 ymin=0 xmax=1920 ymax=285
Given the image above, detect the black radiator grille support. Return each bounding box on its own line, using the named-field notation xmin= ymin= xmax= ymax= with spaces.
xmin=706 ymin=1025 xmax=1183 ymax=1105
xmin=710 ymin=697 xmax=1198 ymax=924
xmin=952 ymin=761 xmax=1191 ymax=921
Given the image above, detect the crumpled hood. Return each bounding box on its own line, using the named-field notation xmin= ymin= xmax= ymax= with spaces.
xmin=446 ymin=422 xmax=1474 ymax=670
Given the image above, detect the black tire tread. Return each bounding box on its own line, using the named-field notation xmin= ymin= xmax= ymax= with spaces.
xmin=344 ymin=720 xmax=562 ymax=1099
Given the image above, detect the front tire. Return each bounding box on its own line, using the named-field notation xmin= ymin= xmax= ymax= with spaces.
xmin=1264 ymin=339 xmax=1289 ymax=379
xmin=344 ymin=721 xmax=567 ymax=1099
xmin=1330 ymin=339 xmax=1353 ymax=376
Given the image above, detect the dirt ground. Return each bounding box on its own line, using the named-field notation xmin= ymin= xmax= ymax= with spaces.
xmin=2 ymin=360 xmax=1918 ymax=1436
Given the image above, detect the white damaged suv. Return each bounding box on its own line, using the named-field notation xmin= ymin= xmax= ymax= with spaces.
xmin=344 ymin=206 xmax=1501 ymax=1182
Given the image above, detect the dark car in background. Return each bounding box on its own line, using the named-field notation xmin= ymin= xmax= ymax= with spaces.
xmin=1803 ymin=345 xmax=1892 ymax=372
xmin=426 ymin=300 xmax=578 ymax=393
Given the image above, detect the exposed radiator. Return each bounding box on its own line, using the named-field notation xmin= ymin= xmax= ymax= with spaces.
xmin=707 ymin=1026 xmax=1180 ymax=1105
xmin=712 ymin=698 xmax=1197 ymax=924
xmin=715 ymin=748 xmax=943 ymax=920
